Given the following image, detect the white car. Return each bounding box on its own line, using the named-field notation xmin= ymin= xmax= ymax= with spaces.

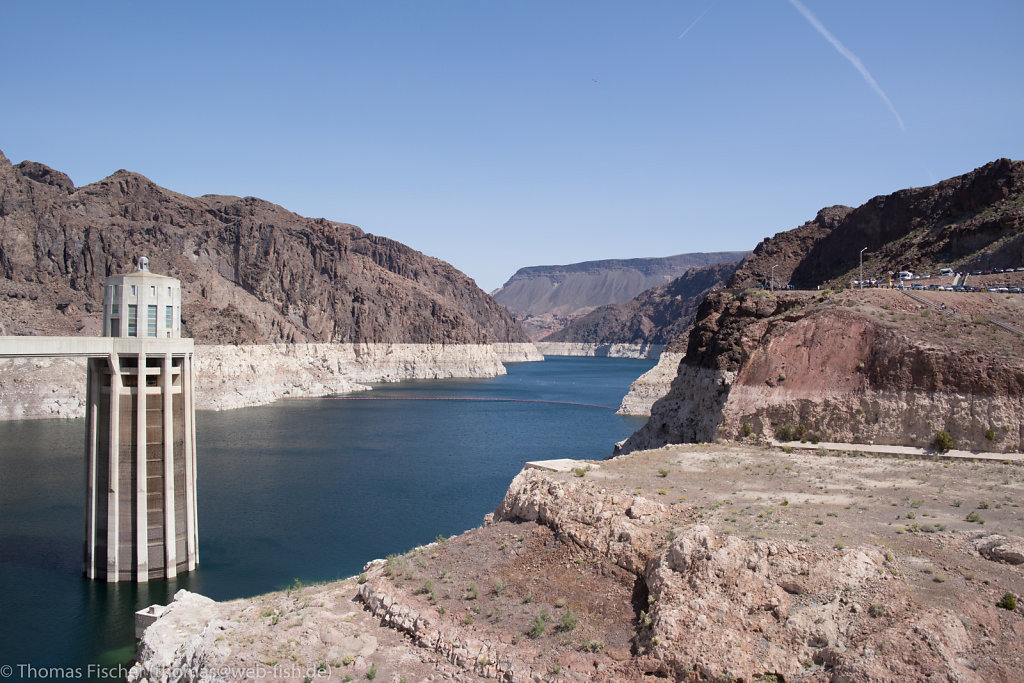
xmin=939 ymin=268 xmax=955 ymax=276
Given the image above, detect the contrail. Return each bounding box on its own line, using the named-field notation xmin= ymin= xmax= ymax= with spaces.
xmin=678 ymin=0 xmax=719 ymax=40
xmin=787 ymin=0 xmax=906 ymax=132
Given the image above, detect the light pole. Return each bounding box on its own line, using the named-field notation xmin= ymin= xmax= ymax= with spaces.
xmin=859 ymin=247 xmax=868 ymax=289
xmin=770 ymin=264 xmax=778 ymax=292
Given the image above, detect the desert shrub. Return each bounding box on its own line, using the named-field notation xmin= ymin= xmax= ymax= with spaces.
xmin=559 ymin=608 xmax=578 ymax=632
xmin=985 ymin=428 xmax=996 ymax=441
xmin=742 ymin=422 xmax=753 ymax=437
xmin=528 ymin=612 xmax=548 ymax=638
xmin=775 ymin=423 xmax=797 ymax=441
xmin=997 ymin=593 xmax=1017 ymax=611
xmin=933 ymin=430 xmax=954 ymax=453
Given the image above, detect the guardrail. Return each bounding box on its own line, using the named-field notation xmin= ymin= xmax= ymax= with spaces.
xmin=989 ymin=319 xmax=1024 ymax=336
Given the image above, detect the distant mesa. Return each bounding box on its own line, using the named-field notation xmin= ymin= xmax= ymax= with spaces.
xmin=493 ymin=251 xmax=748 ymax=341
xmin=542 ymin=260 xmax=741 ymax=347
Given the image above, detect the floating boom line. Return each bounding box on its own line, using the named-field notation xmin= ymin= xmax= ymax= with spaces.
xmin=284 ymin=396 xmax=617 ymax=410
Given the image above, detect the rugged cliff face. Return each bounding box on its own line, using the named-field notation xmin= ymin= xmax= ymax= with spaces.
xmin=542 ymin=261 xmax=739 ymax=346
xmin=493 ymin=251 xmax=746 ymax=340
xmin=729 ymin=159 xmax=1024 ymax=290
xmin=130 ymin=446 xmax=1024 ymax=682
xmin=0 ymin=150 xmax=527 ymax=345
xmin=621 ymin=289 xmax=1024 ymax=453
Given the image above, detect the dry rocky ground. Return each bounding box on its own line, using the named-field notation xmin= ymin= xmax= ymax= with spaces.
xmin=134 ymin=443 xmax=1024 ymax=682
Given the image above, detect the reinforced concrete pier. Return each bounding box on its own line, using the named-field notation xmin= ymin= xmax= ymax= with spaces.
xmin=0 ymin=257 xmax=198 ymax=582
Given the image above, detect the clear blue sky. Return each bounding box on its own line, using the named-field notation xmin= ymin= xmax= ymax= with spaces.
xmin=4 ymin=1 xmax=1023 ymax=291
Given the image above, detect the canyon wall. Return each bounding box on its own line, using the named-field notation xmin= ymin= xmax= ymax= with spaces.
xmin=729 ymin=158 xmax=1024 ymax=290
xmin=542 ymin=261 xmax=739 ymax=346
xmin=0 ymin=342 xmax=543 ymax=419
xmin=615 ymin=352 xmax=684 ymax=416
xmin=619 ymin=289 xmax=1024 ymax=454
xmin=0 ymin=150 xmax=528 ymax=346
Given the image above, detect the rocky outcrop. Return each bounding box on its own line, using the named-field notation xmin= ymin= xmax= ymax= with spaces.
xmin=0 ymin=357 xmax=88 ymax=419
xmin=0 ymin=342 xmax=543 ymax=418
xmin=620 ymin=289 xmax=1024 ymax=454
xmin=616 ymin=352 xmax=684 ymax=416
xmin=129 ymin=591 xmax=229 ymax=683
xmin=130 ymin=449 xmax=1024 ymax=682
xmin=0 ymin=149 xmax=527 ymax=346
xmin=493 ymin=468 xmax=664 ymax=576
xmin=616 ymin=364 xmax=735 ymax=452
xmin=729 ymin=158 xmax=1024 ymax=290
xmin=534 ymin=342 xmax=664 ymax=359
xmin=490 ymin=467 xmax=995 ymax=681
xmin=543 ymin=261 xmax=739 ymax=346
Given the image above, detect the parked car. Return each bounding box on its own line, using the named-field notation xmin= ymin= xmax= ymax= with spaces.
xmin=939 ymin=267 xmax=955 ymax=276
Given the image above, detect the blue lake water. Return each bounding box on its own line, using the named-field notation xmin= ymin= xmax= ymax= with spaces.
xmin=0 ymin=355 xmax=653 ymax=675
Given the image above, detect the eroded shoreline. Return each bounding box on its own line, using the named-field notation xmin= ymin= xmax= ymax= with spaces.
xmin=0 ymin=342 xmax=543 ymax=420
xmin=131 ymin=443 xmax=1024 ymax=682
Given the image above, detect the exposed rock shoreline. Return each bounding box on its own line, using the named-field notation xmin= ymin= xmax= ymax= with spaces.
xmin=130 ymin=444 xmax=1024 ymax=681
xmin=0 ymin=342 xmax=542 ymax=420
xmin=616 ymin=352 xmax=684 ymax=416
xmin=534 ymin=342 xmax=664 ymax=359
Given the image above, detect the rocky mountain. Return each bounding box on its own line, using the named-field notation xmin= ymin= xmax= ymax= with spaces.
xmin=0 ymin=150 xmax=527 ymax=345
xmin=619 ymin=287 xmax=1024 ymax=454
xmin=493 ymin=251 xmax=747 ymax=340
xmin=729 ymin=159 xmax=1024 ymax=290
xmin=541 ymin=260 xmax=739 ymax=346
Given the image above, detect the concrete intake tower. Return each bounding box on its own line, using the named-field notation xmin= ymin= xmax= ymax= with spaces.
xmin=85 ymin=257 xmax=198 ymax=582
xmin=0 ymin=257 xmax=198 ymax=582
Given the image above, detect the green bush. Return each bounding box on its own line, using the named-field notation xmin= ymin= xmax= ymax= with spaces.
xmin=742 ymin=422 xmax=753 ymax=437
xmin=997 ymin=593 xmax=1017 ymax=611
xmin=528 ymin=613 xmax=547 ymax=638
xmin=559 ymin=608 xmax=578 ymax=632
xmin=933 ymin=430 xmax=954 ymax=453
xmin=775 ymin=423 xmax=797 ymax=441
xmin=985 ymin=428 xmax=996 ymax=441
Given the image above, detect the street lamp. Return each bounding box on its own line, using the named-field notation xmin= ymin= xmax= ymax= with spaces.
xmin=859 ymin=247 xmax=868 ymax=289
xmin=770 ymin=264 xmax=778 ymax=292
